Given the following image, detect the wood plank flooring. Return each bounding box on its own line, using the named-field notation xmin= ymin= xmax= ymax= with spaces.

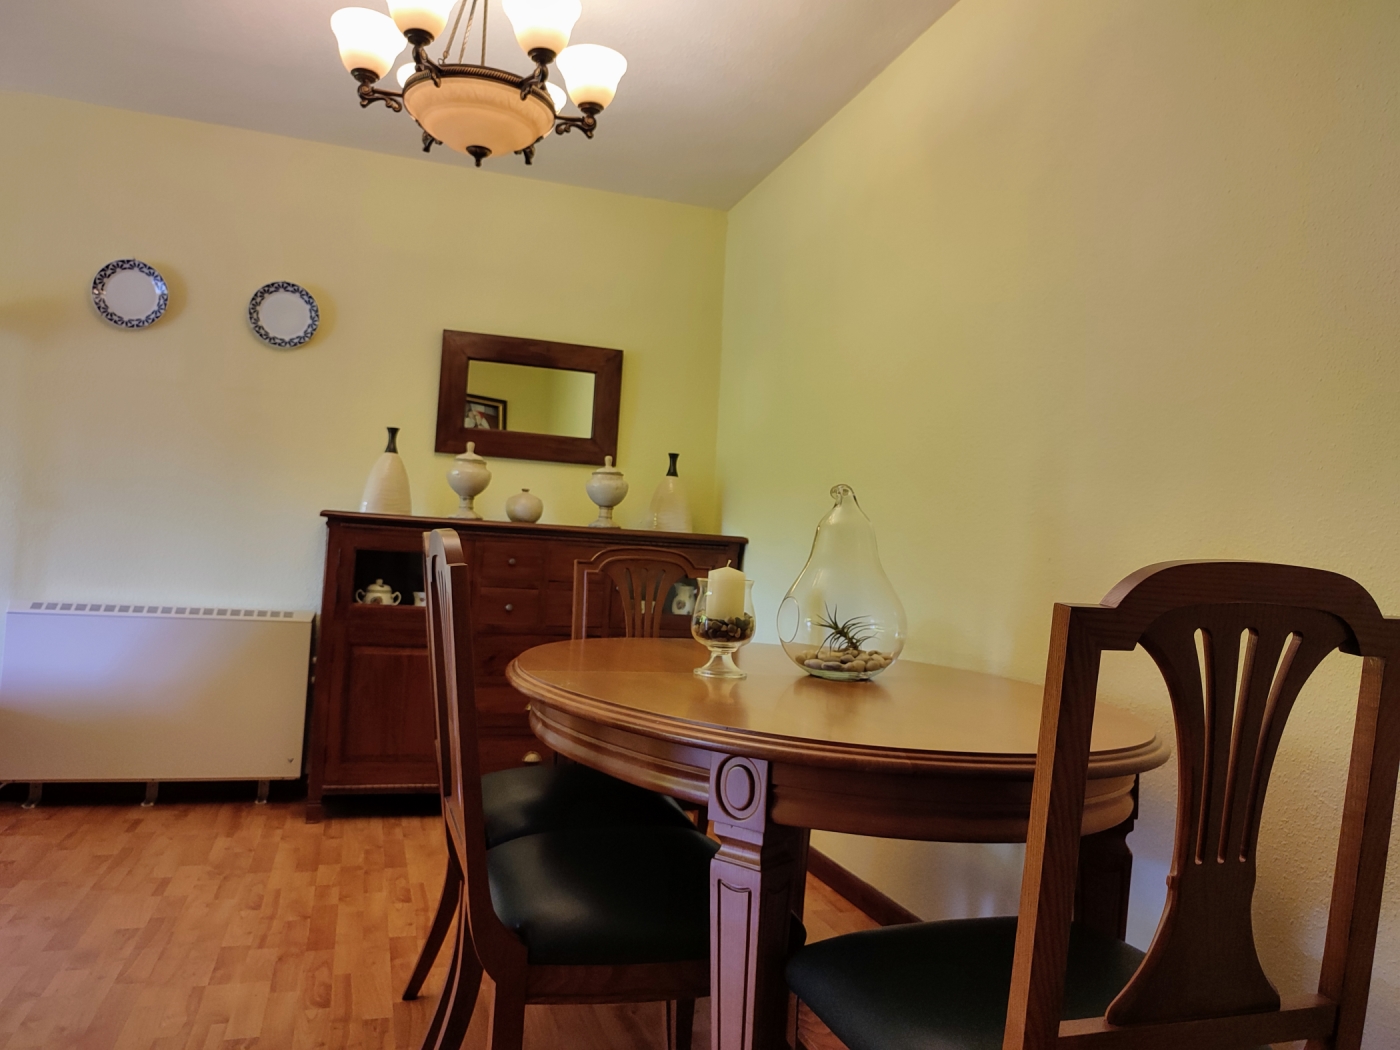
xmin=0 ymin=801 xmax=874 ymax=1049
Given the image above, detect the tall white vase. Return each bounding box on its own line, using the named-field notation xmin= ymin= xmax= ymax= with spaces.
xmin=360 ymin=427 xmax=412 ymax=515
xmin=648 ymin=452 xmax=692 ymax=532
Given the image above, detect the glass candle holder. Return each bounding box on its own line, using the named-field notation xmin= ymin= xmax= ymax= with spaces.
xmin=692 ymin=577 xmax=755 ymax=678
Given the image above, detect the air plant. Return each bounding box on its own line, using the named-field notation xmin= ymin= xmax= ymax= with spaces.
xmin=815 ymin=603 xmax=877 ymax=654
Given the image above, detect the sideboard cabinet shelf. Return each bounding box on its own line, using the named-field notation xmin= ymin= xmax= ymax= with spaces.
xmin=307 ymin=510 xmax=746 ymax=821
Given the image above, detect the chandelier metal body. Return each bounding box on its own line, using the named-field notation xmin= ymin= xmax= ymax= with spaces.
xmin=331 ymin=0 xmax=626 ymax=166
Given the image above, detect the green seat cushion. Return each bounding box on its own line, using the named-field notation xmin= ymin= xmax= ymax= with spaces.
xmin=787 ymin=916 xmax=1145 ymax=1050
xmin=487 ymin=825 xmax=719 ymax=965
xmin=481 ymin=763 xmax=694 ymax=849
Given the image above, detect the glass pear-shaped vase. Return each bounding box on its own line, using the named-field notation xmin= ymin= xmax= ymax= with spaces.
xmin=778 ymin=485 xmax=907 ymax=681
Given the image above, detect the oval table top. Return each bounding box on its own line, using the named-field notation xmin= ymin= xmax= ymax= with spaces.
xmin=508 ymin=638 xmax=1169 ymax=780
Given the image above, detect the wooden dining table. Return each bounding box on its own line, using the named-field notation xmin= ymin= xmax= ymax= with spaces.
xmin=507 ymin=638 xmax=1169 ymax=1050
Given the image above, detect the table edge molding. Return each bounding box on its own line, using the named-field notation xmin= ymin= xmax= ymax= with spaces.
xmin=508 ymin=660 xmax=1171 ymax=779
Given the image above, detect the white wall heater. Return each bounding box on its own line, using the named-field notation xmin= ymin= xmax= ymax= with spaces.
xmin=0 ymin=601 xmax=312 ymax=786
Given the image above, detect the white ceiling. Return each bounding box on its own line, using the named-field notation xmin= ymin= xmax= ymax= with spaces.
xmin=0 ymin=1 xmax=956 ymax=209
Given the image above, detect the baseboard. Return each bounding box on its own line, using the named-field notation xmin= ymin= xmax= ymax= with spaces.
xmin=807 ymin=848 xmax=921 ymax=927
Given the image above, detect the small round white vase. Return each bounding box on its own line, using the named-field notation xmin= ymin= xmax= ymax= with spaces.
xmin=506 ymin=488 xmax=544 ymax=523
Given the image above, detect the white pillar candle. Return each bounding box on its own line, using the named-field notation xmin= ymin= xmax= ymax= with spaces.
xmin=706 ymin=565 xmax=747 ymax=621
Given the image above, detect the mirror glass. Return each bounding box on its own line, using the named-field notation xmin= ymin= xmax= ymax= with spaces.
xmin=104 ymin=269 xmax=162 ymax=320
xmin=466 ymin=360 xmax=595 ymax=438
xmin=258 ymin=291 xmax=313 ymax=341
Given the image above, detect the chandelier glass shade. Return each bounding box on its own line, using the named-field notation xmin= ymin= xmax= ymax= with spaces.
xmin=330 ymin=0 xmax=626 ymax=166
xmin=500 ymin=0 xmax=581 ymax=55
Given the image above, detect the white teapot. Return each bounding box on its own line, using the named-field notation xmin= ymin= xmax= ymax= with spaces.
xmin=356 ymin=579 xmax=401 ymax=605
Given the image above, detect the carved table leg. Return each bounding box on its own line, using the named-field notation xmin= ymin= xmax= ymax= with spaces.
xmin=1075 ymin=778 xmax=1138 ymax=940
xmin=710 ymin=754 xmax=806 ymax=1050
xmin=786 ymin=828 xmax=811 ymax=1050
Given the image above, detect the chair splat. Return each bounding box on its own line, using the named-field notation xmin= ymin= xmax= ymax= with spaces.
xmin=1108 ymin=603 xmax=1350 ymax=1025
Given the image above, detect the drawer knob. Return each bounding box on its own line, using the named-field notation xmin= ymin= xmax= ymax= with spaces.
xmin=508 ymin=557 xmax=517 ymax=566
xmin=504 ymin=603 xmax=514 ymax=612
xmin=522 ymin=751 xmax=542 ymax=764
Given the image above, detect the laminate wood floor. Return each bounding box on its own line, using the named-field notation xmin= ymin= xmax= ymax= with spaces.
xmin=0 ymin=801 xmax=875 ymax=1050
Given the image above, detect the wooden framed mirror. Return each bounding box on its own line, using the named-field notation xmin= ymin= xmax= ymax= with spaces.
xmin=434 ymin=330 xmax=622 ymax=465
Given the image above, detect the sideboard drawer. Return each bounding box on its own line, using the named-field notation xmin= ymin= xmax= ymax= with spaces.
xmin=478 ymin=540 xmax=545 ymax=587
xmin=474 ymin=587 xmax=543 ymax=628
xmin=543 ymin=578 xmax=610 ymax=630
xmin=547 ymin=543 xmax=609 ymax=582
xmin=474 ymin=633 xmax=556 ymax=681
xmin=477 ymin=684 xmax=531 ymax=717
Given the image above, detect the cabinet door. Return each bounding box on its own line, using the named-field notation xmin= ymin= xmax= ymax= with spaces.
xmin=322 ymin=632 xmax=438 ymax=789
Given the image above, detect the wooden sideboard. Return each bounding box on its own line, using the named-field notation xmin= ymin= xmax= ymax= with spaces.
xmin=306 ymin=510 xmax=747 ymax=821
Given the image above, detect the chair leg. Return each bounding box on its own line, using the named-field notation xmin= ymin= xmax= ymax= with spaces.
xmin=429 ymin=905 xmax=484 ymax=1050
xmin=486 ymin=976 xmax=528 ymax=1050
xmin=406 ymin=851 xmax=463 ymax=1000
xmin=422 ymin=916 xmax=461 ymax=1050
xmin=666 ymin=999 xmax=695 ymax=1050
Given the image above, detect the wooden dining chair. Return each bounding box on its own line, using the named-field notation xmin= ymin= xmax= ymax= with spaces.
xmin=788 ymin=561 xmax=1400 ymax=1050
xmin=413 ymin=528 xmax=715 ymax=1050
xmin=570 ymin=545 xmax=715 ymax=831
xmin=571 ymin=546 xmax=707 ymax=640
xmin=402 ymin=532 xmax=699 ymax=1025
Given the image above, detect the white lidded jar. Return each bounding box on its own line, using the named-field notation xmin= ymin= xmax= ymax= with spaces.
xmin=446 ymin=441 xmax=491 ymax=519
xmin=777 ymin=484 xmax=906 ymax=681
xmin=648 ymin=452 xmax=692 ymax=532
xmin=586 ymin=455 xmax=628 ymax=527
xmin=359 ymin=427 xmax=412 ymax=515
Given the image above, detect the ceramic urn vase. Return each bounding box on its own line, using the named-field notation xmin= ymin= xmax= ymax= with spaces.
xmin=586 ymin=456 xmax=628 ymax=527
xmin=506 ymin=489 xmax=544 ymax=523
xmin=359 ymin=427 xmax=412 ymax=515
xmin=446 ymin=442 xmax=491 ymax=519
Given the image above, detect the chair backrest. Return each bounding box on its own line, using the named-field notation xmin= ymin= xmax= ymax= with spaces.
xmin=424 ymin=529 xmax=521 ymax=966
xmin=1004 ymin=561 xmax=1400 ymax=1050
xmin=423 ymin=531 xmax=456 ymax=809
xmin=571 ymin=546 xmax=707 ymax=640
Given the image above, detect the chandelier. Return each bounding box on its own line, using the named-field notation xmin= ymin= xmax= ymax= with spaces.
xmin=330 ymin=0 xmax=627 ymax=166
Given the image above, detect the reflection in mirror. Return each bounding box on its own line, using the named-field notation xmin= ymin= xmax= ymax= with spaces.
xmin=466 ymin=360 xmax=595 ymax=439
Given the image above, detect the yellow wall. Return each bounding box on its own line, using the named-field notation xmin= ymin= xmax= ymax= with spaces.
xmin=719 ymin=0 xmax=1400 ymax=1043
xmin=0 ymin=93 xmax=725 ymax=633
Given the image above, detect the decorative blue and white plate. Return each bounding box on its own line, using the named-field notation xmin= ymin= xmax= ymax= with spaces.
xmin=248 ymin=281 xmax=319 ymax=348
xmin=91 ymin=259 xmax=169 ymax=329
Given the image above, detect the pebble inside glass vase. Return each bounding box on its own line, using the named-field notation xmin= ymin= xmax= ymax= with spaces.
xmin=777 ymin=485 xmax=907 ymax=680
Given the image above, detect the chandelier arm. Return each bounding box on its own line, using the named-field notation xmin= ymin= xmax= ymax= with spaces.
xmin=518 ymin=62 xmax=551 ymax=100
xmin=352 ymin=72 xmax=405 ymax=112
xmin=553 ymin=113 xmax=598 ymax=139
xmin=412 ymin=45 xmax=445 ymax=86
xmin=480 ymin=0 xmax=488 ymax=65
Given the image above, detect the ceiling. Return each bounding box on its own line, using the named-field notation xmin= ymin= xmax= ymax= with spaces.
xmin=0 ymin=1 xmax=956 ymax=209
